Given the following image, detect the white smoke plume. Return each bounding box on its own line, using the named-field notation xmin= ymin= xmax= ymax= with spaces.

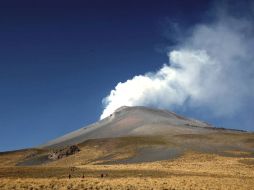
xmin=100 ymin=7 xmax=254 ymax=120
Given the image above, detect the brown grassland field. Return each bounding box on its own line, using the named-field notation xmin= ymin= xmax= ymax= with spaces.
xmin=0 ymin=135 xmax=254 ymax=189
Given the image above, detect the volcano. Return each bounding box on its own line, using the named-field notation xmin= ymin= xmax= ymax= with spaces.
xmin=40 ymin=106 xmax=212 ymax=148
xmin=1 ymin=106 xmax=253 ymax=167
xmin=1 ymin=106 xmax=254 ymax=189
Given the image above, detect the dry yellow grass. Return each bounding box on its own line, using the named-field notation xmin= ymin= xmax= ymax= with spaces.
xmin=1 ymin=176 xmax=254 ymax=190
xmin=1 ymin=152 xmax=254 ymax=190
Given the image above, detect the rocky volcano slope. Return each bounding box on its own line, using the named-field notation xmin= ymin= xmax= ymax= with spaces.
xmin=40 ymin=106 xmax=213 ymax=148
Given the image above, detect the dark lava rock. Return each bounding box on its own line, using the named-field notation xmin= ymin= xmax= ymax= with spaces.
xmin=48 ymin=145 xmax=80 ymax=160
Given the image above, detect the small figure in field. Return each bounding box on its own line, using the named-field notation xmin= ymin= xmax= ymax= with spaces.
xmin=68 ymin=174 xmax=71 ymax=179
xmin=82 ymin=173 xmax=85 ymax=178
xmin=100 ymin=173 xmax=108 ymax=178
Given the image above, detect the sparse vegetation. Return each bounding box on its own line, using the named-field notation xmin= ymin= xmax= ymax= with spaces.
xmin=1 ymin=134 xmax=254 ymax=189
xmin=0 ymin=152 xmax=254 ymax=189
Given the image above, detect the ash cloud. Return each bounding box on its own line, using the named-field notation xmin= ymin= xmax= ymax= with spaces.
xmin=100 ymin=3 xmax=254 ymax=122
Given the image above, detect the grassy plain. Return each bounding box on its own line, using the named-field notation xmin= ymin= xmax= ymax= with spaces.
xmin=1 ymin=151 xmax=254 ymax=190
xmin=1 ymin=134 xmax=254 ymax=189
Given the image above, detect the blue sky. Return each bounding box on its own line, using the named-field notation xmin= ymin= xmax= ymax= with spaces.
xmin=1 ymin=0 xmax=253 ymax=151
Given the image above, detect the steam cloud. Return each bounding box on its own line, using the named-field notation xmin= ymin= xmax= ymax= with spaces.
xmin=100 ymin=6 xmax=254 ymax=120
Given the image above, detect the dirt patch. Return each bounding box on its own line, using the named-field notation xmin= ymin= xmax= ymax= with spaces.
xmin=16 ymin=154 xmax=50 ymax=166
xmin=101 ymin=147 xmax=182 ymax=164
